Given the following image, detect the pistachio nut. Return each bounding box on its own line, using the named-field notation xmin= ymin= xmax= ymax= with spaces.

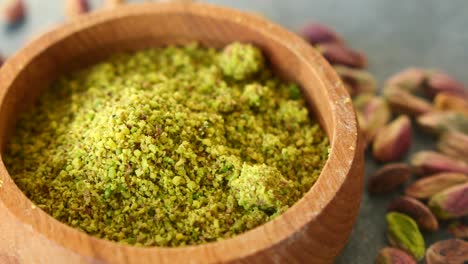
xmin=410 ymin=151 xmax=468 ymax=176
xmin=417 ymin=111 xmax=468 ymax=135
xmin=334 ymin=66 xmax=376 ymax=96
xmin=2 ymin=0 xmax=25 ymax=25
xmin=434 ymin=92 xmax=468 ymax=116
xmin=383 ymin=86 xmax=433 ymax=117
xmin=425 ymin=71 xmax=468 ymax=98
xmin=425 ymin=239 xmax=468 ymax=264
xmin=437 ymin=131 xmax=468 ymax=163
xmin=368 ymin=163 xmax=412 ymax=194
xmin=388 ymin=196 xmax=438 ymax=232
xmin=405 ymin=172 xmax=468 ymax=199
xmin=361 ymin=97 xmax=391 ymax=144
xmin=353 ymin=93 xmax=375 ymax=111
xmin=385 ymin=68 xmax=428 ymax=93
xmin=373 ymin=115 xmax=412 ymax=162
xmin=300 ymin=23 xmax=344 ymax=45
xmin=356 ymin=111 xmax=369 ymax=149
xmin=429 ymin=182 xmax=468 ymax=220
xmin=316 ymin=43 xmax=367 ymax=68
xmin=386 ymin=212 xmax=425 ymax=261
xmin=66 ymin=0 xmax=90 ymax=19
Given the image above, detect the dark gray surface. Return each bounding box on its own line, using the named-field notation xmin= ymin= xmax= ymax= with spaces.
xmin=1 ymin=1 xmax=467 ymax=263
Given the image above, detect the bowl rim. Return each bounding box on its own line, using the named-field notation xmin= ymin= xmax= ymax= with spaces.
xmin=0 ymin=2 xmax=360 ymax=263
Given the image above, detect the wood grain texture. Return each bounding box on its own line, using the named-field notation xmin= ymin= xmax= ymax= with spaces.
xmin=0 ymin=2 xmax=363 ymax=263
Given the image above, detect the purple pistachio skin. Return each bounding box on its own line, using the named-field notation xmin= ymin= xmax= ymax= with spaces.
xmin=300 ymin=23 xmax=344 ymax=45
xmin=373 ymin=116 xmax=412 ymax=162
xmin=410 ymin=151 xmax=468 ymax=176
xmin=425 ymin=71 xmax=468 ymax=98
xmin=3 ymin=0 xmax=26 ymax=24
xmin=429 ymin=183 xmax=468 ymax=220
xmin=405 ymin=172 xmax=468 ymax=199
xmin=385 ymin=68 xmax=428 ymax=92
xmin=368 ymin=163 xmax=412 ymax=194
xmin=316 ymin=43 xmax=367 ymax=68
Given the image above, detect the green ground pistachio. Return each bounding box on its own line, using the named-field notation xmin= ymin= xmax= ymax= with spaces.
xmin=229 ymin=164 xmax=298 ymax=212
xmin=4 ymin=43 xmax=329 ymax=247
xmin=219 ymin=42 xmax=264 ymax=80
xmin=386 ymin=212 xmax=426 ymax=261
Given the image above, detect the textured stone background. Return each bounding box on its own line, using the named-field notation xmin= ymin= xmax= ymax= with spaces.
xmin=1 ymin=1 xmax=467 ymax=263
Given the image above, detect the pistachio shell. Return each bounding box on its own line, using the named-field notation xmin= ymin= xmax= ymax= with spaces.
xmin=425 ymin=71 xmax=468 ymax=98
xmin=2 ymin=0 xmax=25 ymax=25
xmin=429 ymin=182 xmax=468 ymax=220
xmin=410 ymin=151 xmax=468 ymax=176
xmin=383 ymin=86 xmax=433 ymax=117
xmin=405 ymin=172 xmax=468 ymax=199
xmin=334 ymin=65 xmax=376 ymax=96
xmin=373 ymin=116 xmax=412 ymax=162
xmin=388 ymin=196 xmax=438 ymax=232
xmin=300 ymin=23 xmax=344 ymax=45
xmin=375 ymin=247 xmax=416 ymax=264
xmin=356 ymin=112 xmax=369 ymax=149
xmin=386 ymin=212 xmax=425 ymax=261
xmin=66 ymin=0 xmax=90 ymax=19
xmin=434 ymin=92 xmax=468 ymax=116
xmin=353 ymin=93 xmax=375 ymax=111
xmin=385 ymin=68 xmax=428 ymax=93
xmin=316 ymin=43 xmax=367 ymax=68
xmin=417 ymin=111 xmax=468 ymax=135
xmin=426 ymin=239 xmax=468 ymax=264
xmin=437 ymin=131 xmax=468 ymax=164
xmin=368 ymin=163 xmax=412 ymax=194
xmin=353 ymin=94 xmax=378 ymax=148
xmin=362 ymin=97 xmax=391 ymax=144
xmin=356 ymin=110 xmax=366 ymax=130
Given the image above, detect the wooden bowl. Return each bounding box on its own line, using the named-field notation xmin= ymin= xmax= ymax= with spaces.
xmin=0 ymin=2 xmax=363 ymax=264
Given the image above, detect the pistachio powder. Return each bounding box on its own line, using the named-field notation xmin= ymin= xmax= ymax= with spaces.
xmin=4 ymin=43 xmax=329 ymax=247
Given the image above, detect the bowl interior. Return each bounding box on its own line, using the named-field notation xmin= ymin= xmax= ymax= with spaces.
xmin=0 ymin=3 xmax=359 ymax=263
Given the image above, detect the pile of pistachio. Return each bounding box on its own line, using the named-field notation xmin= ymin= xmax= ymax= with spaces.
xmin=301 ymin=23 xmax=468 ymax=263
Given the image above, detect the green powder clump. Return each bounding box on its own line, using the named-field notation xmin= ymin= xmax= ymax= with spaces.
xmin=4 ymin=42 xmax=329 ymax=247
xmin=229 ymin=164 xmax=296 ymax=212
xmin=219 ymin=42 xmax=264 ymax=80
